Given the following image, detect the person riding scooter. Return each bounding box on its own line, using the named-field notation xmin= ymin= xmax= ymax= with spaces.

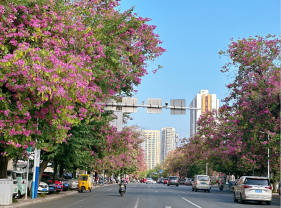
xmin=118 ymin=178 xmax=127 ymax=196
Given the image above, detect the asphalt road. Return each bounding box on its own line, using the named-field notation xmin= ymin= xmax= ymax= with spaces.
xmin=26 ymin=183 xmax=281 ymax=208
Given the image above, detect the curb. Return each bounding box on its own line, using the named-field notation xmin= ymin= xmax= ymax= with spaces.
xmin=0 ymin=184 xmax=115 ymax=208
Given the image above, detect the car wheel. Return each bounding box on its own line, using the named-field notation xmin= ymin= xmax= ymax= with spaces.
xmin=176 ymin=185 xmax=178 ymax=187
xmin=240 ymin=193 xmax=245 ymax=204
xmin=167 ymin=184 xmax=169 ymax=186
xmin=81 ymin=187 xmax=85 ymax=193
xmin=258 ymin=202 xmax=262 ymax=205
xmin=233 ymin=193 xmax=238 ymax=202
xmin=266 ymin=201 xmax=271 ymax=205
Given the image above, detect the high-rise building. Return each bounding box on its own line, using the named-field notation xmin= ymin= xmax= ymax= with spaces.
xmin=141 ymin=130 xmax=160 ymax=170
xmin=189 ymin=90 xmax=219 ymax=137
xmin=161 ymin=127 xmax=176 ymax=164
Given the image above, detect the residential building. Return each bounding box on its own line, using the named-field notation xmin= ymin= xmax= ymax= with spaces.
xmin=161 ymin=127 xmax=176 ymax=164
xmin=189 ymin=90 xmax=219 ymax=137
xmin=141 ymin=130 xmax=160 ymax=170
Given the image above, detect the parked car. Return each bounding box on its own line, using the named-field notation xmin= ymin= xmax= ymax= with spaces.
xmin=163 ymin=178 xmax=168 ymax=184
xmin=157 ymin=178 xmax=161 ymax=183
xmin=185 ymin=178 xmax=192 ymax=185
xmin=160 ymin=178 xmax=164 ymax=183
xmin=167 ymin=176 xmax=179 ymax=186
xmin=140 ymin=178 xmax=147 ymax=183
xmin=146 ymin=178 xmax=153 ymax=184
xmin=57 ymin=178 xmax=70 ymax=191
xmin=41 ymin=177 xmax=56 ymax=194
xmin=7 ymin=171 xmax=19 ymax=198
xmin=152 ymin=180 xmax=157 ymax=184
xmin=192 ymin=175 xmax=211 ymax=192
xmin=179 ymin=179 xmax=185 ymax=185
xmin=234 ymin=176 xmax=272 ymax=205
xmin=27 ymin=173 xmax=49 ymax=195
xmin=42 ymin=174 xmax=63 ymax=192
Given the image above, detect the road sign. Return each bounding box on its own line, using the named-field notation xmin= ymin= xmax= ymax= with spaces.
xmin=27 ymin=146 xmax=32 ymax=153
xmin=170 ymin=99 xmax=186 ymax=115
xmin=122 ymin=97 xmax=138 ymax=113
xmin=109 ymin=110 xmax=123 ymax=132
xmin=159 ymin=170 xmax=162 ymax=174
xmin=147 ymin=98 xmax=162 ymax=114
xmin=104 ymin=99 xmax=117 ymax=111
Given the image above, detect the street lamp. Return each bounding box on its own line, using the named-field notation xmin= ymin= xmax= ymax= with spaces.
xmin=259 ymin=131 xmax=269 ymax=179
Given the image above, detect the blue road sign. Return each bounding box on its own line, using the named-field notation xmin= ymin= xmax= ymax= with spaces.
xmin=159 ymin=170 xmax=162 ymax=174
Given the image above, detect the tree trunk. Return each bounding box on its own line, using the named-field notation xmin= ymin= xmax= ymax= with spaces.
xmin=72 ymin=165 xmax=77 ymax=179
xmin=38 ymin=160 xmax=49 ymax=186
xmin=53 ymin=159 xmax=58 ymax=183
xmin=59 ymin=161 xmax=64 ymax=178
xmin=273 ymin=181 xmax=277 ymax=192
xmin=0 ymin=155 xmax=9 ymax=179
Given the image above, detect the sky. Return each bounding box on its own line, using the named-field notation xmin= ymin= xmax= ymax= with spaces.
xmin=119 ymin=0 xmax=280 ymax=140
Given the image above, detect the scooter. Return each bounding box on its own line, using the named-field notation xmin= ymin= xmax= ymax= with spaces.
xmin=219 ymin=184 xmax=223 ymax=191
xmin=119 ymin=182 xmax=126 ymax=196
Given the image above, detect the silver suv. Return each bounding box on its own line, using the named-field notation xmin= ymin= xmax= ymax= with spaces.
xmin=234 ymin=176 xmax=272 ymax=205
xmin=192 ymin=175 xmax=211 ymax=192
xmin=167 ymin=176 xmax=179 ymax=186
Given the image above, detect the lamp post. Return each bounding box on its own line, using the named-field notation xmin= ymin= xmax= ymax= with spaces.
xmin=259 ymin=131 xmax=269 ymax=179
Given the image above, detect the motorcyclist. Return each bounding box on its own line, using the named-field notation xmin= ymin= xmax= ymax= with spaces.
xmin=118 ymin=178 xmax=127 ymax=192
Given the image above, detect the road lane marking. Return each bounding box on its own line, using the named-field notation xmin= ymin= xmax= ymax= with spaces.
xmin=62 ymin=188 xmax=113 ymax=208
xmin=165 ymin=206 xmax=172 ymax=208
xmin=182 ymin=197 xmax=202 ymax=208
xmin=134 ymin=197 xmax=139 ymax=208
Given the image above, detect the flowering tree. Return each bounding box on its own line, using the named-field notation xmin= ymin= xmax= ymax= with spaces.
xmin=0 ymin=0 xmax=165 ymax=178
xmin=163 ymin=35 xmax=280 ymax=190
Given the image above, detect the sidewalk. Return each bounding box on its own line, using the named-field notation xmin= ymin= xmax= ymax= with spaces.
xmin=0 ymin=184 xmax=114 ymax=208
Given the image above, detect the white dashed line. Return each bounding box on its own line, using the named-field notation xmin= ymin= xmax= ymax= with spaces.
xmin=182 ymin=197 xmax=202 ymax=208
xmin=134 ymin=197 xmax=140 ymax=208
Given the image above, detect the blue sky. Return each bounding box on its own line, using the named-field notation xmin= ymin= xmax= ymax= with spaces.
xmin=119 ymin=0 xmax=280 ymax=140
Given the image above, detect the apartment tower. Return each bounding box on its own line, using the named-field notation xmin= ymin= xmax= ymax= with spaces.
xmin=141 ymin=130 xmax=160 ymax=170
xmin=189 ymin=90 xmax=219 ymax=137
xmin=161 ymin=127 xmax=176 ymax=164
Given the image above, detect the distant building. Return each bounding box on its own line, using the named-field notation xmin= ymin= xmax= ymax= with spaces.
xmin=161 ymin=127 xmax=176 ymax=164
xmin=189 ymin=90 xmax=219 ymax=137
xmin=141 ymin=130 xmax=160 ymax=170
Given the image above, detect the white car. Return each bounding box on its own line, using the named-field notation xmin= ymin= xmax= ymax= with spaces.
xmin=146 ymin=178 xmax=153 ymax=184
xmin=152 ymin=180 xmax=157 ymax=184
xmin=27 ymin=174 xmax=49 ymax=195
xmin=234 ymin=176 xmax=272 ymax=205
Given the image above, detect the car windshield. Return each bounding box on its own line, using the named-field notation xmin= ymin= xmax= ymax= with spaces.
xmin=245 ymin=179 xmax=269 ymax=186
xmin=16 ymin=173 xmax=24 ymax=178
xmin=147 ymin=178 xmax=152 ymax=180
xmin=169 ymin=177 xmax=177 ymax=180
xmin=198 ymin=176 xmax=209 ymax=181
xmin=79 ymin=175 xmax=88 ymax=181
xmin=41 ymin=178 xmax=49 ymax=183
xmin=165 ymin=178 xmax=168 ymax=180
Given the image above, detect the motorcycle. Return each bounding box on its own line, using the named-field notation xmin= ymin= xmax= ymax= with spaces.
xmin=119 ymin=182 xmax=127 ymax=197
xmin=219 ymin=184 xmax=223 ymax=191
